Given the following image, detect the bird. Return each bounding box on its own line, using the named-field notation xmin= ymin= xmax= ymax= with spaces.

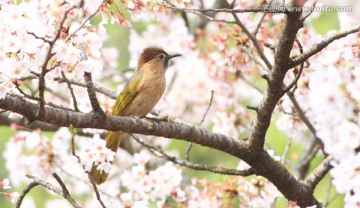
xmin=88 ymin=47 xmax=181 ymax=184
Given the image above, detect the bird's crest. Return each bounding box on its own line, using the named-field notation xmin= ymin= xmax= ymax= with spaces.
xmin=137 ymin=47 xmax=168 ymax=70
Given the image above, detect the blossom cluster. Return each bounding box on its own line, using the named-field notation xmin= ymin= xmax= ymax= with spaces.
xmin=277 ymin=21 xmax=360 ymax=208
xmin=79 ymin=134 xmax=116 ymax=174
xmin=0 ymin=0 xmax=118 ymax=109
xmin=2 ymin=126 xmax=282 ymax=207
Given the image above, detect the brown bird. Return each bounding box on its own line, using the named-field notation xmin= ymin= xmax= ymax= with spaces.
xmin=89 ymin=47 xmax=181 ymax=184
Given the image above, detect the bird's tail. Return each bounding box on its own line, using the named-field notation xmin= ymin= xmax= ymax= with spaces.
xmin=88 ymin=131 xmax=125 ymax=184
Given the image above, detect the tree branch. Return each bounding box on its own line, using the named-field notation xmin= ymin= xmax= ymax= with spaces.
xmin=287 ymin=92 xmax=325 ymax=155
xmin=61 ymin=71 xmax=80 ymax=112
xmin=248 ymin=2 xmax=303 ymax=149
xmin=303 ymin=156 xmax=332 ymax=190
xmin=38 ymin=6 xmax=78 ymax=119
xmin=295 ymin=139 xmax=320 ymax=179
xmin=160 ymin=2 xmax=286 ymax=14
xmin=52 ymin=173 xmax=73 ymax=201
xmin=91 ymin=181 xmax=106 ymax=208
xmin=54 ymin=76 xmax=118 ymax=99
xmin=231 ymin=12 xmax=272 ymax=70
xmin=84 ymin=72 xmax=106 ymax=116
xmin=290 ymin=25 xmax=360 ymax=68
xmin=131 ymin=134 xmax=255 ymax=176
xmin=17 ymin=174 xmax=80 ymax=208
xmin=0 ymin=94 xmax=321 ymax=206
xmin=16 ymin=181 xmax=38 ymax=208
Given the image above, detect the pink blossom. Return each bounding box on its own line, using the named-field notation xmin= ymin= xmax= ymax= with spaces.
xmin=7 ymin=192 xmax=20 ymax=204
xmin=0 ymin=178 xmax=11 ymax=189
xmin=79 ymin=134 xmax=116 ymax=173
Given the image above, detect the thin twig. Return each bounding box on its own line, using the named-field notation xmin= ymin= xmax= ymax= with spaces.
xmin=264 ymin=43 xmax=276 ymax=51
xmin=54 ymin=76 xmax=190 ymax=127
xmin=282 ymin=38 xmax=305 ymax=94
xmin=52 ymin=173 xmax=71 ymax=200
xmin=160 ymin=1 xmax=286 ymax=14
xmin=16 ymin=181 xmax=38 ymax=208
xmin=38 ymin=6 xmax=78 ymax=119
xmin=14 ymin=80 xmax=39 ymax=101
xmin=231 ymin=13 xmax=272 ymax=70
xmin=238 ymin=73 xmax=263 ymax=94
xmin=132 ymin=134 xmax=255 ymax=176
xmin=199 ymin=90 xmax=214 ymax=125
xmin=64 ymin=1 xmax=105 ymax=43
xmin=246 ymin=105 xmax=259 ymax=112
xmin=9 ymin=93 xmax=76 ymax=112
xmin=27 ymin=32 xmax=52 ymax=44
xmin=59 ymin=167 xmax=114 ymax=199
xmin=71 ymin=133 xmax=81 ymax=162
xmin=184 ymin=142 xmax=193 ymax=162
xmin=185 ymin=90 xmax=214 ymax=161
xmin=282 ymin=135 xmax=292 ymax=166
xmin=253 ymin=0 xmax=275 ymax=36
xmin=17 ymin=175 xmax=80 ymax=208
xmin=54 ymin=76 xmax=117 ymax=99
xmin=300 ymin=1 xmax=317 ymax=22
xmin=253 ymin=13 xmax=266 ymax=36
xmin=295 ymin=140 xmax=320 ymax=179
xmin=61 ymin=71 xmax=80 ymax=112
xmin=163 ymin=0 xmax=236 ymax=24
xmin=287 ymin=92 xmax=325 ymax=154
xmin=290 ymin=24 xmax=360 ymax=68
xmin=91 ymin=181 xmax=107 ymax=208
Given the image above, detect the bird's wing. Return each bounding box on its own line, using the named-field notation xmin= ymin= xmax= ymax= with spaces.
xmin=112 ymin=70 xmax=144 ymax=116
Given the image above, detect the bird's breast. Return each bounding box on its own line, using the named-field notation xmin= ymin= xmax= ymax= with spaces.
xmin=125 ymin=72 xmax=166 ymax=117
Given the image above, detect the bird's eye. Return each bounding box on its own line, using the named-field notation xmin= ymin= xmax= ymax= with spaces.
xmin=158 ymin=54 xmax=165 ymax=59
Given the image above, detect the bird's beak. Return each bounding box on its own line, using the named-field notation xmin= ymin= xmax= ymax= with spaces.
xmin=164 ymin=54 xmax=182 ymax=69
xmin=168 ymin=54 xmax=182 ymax=60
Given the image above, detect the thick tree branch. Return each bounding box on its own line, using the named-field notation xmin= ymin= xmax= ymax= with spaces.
xmin=0 ymin=95 xmax=247 ymax=153
xmin=0 ymin=113 xmax=59 ymax=131
xmin=0 ymin=94 xmax=320 ymax=206
xmin=248 ymin=2 xmax=303 ymax=149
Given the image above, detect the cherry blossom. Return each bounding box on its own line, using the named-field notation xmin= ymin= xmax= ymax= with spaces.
xmin=79 ymin=134 xmax=115 ymax=173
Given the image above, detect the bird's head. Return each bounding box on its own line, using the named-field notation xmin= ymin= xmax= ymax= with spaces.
xmin=137 ymin=47 xmax=181 ymax=71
